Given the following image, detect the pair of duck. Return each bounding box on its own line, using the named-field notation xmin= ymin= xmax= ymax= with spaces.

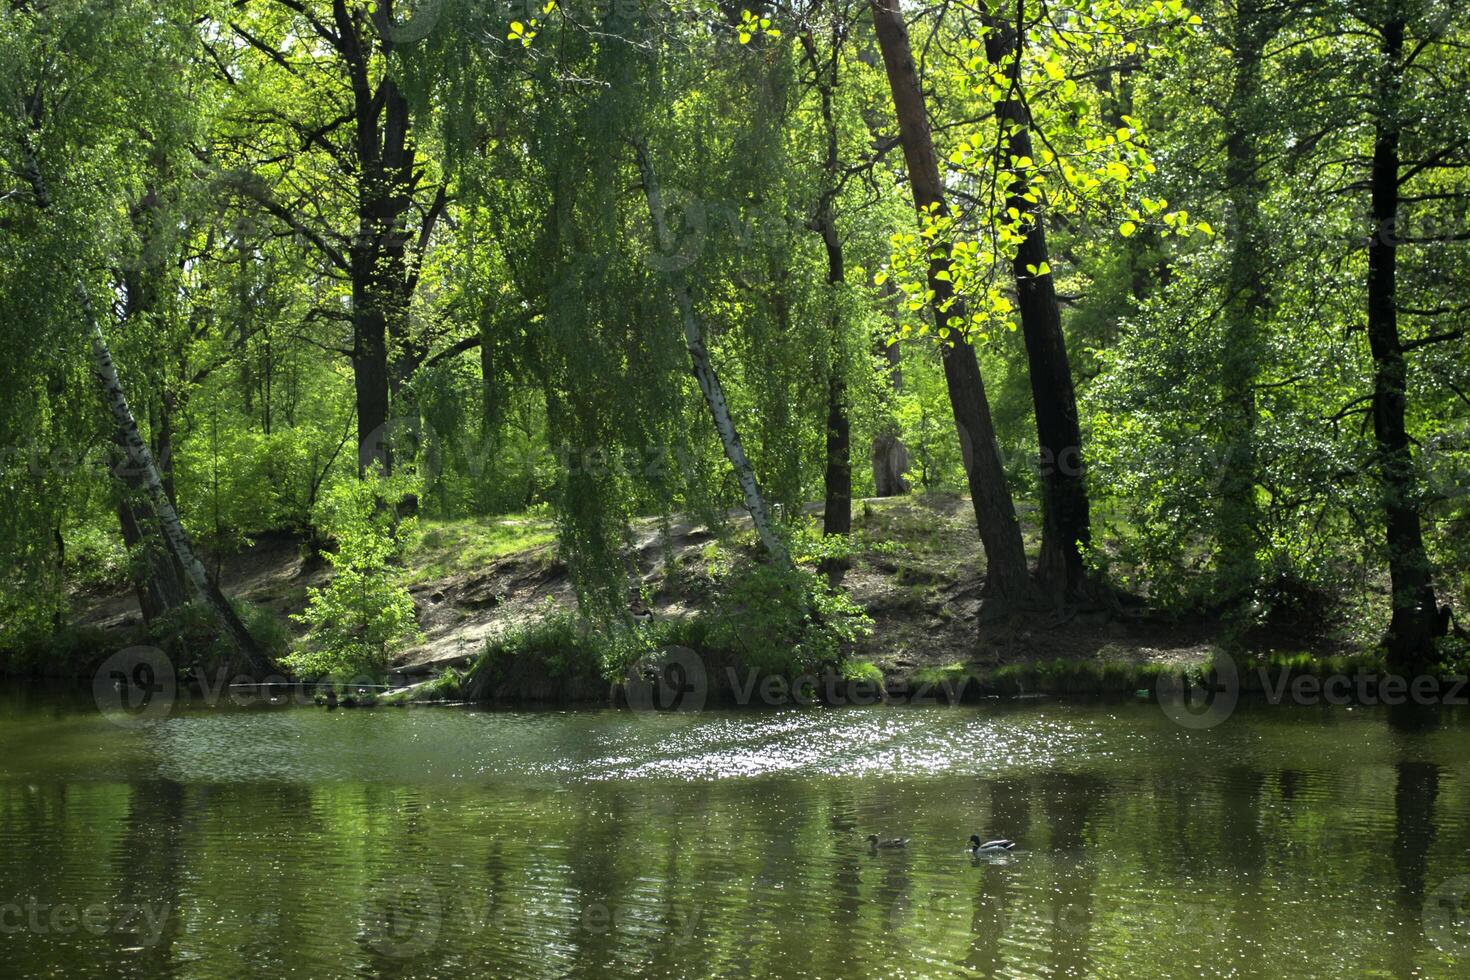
xmin=867 ymin=834 xmax=1017 ymax=855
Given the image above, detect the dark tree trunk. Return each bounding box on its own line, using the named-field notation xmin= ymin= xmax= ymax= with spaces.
xmin=349 ymin=85 xmax=411 ymax=476
xmin=115 ymin=489 xmax=188 ymax=625
xmin=870 ymin=0 xmax=1031 ymax=602
xmin=1367 ymin=10 xmax=1441 ymax=671
xmin=334 ymin=1 xmax=419 ymax=476
xmin=1216 ymin=0 xmax=1274 ymax=596
xmin=801 ymin=31 xmax=854 ymax=537
xmin=983 ymin=8 xmax=1093 ymax=602
xmin=352 ymin=281 xmax=393 ymax=475
xmin=822 ymin=344 xmax=852 ymax=535
xmin=872 ymin=288 xmax=911 ymax=497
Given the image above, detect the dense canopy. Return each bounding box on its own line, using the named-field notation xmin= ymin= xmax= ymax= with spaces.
xmin=2 ymin=0 xmax=1467 ymax=679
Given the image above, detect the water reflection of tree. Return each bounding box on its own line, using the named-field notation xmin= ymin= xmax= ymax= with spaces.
xmin=1041 ymin=772 xmax=1105 ymax=979
xmin=965 ymin=778 xmax=1028 ymax=973
xmin=1388 ymin=704 xmax=1442 ymax=980
xmin=112 ymin=779 xmax=187 ymax=974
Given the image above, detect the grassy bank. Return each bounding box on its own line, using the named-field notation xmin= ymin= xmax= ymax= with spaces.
xmin=10 ymin=495 xmax=1450 ymax=703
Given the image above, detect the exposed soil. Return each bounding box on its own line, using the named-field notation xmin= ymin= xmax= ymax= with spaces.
xmin=71 ymin=494 xmax=1222 ymax=691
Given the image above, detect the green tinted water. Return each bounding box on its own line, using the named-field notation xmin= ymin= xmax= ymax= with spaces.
xmin=1 ymin=688 xmax=1468 ymax=978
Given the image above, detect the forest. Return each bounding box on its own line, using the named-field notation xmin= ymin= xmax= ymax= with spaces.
xmin=2 ymin=0 xmax=1469 ymax=695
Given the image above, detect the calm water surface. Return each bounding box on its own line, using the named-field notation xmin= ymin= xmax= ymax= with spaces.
xmin=1 ymin=688 xmax=1468 ymax=978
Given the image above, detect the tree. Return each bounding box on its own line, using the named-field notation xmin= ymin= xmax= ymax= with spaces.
xmin=980 ymin=1 xmax=1096 ymax=602
xmin=869 ymin=0 xmax=1033 ymax=602
xmin=3 ymin=0 xmax=273 ymax=672
xmin=1357 ymin=0 xmax=1459 ymax=668
xmin=218 ymin=0 xmax=450 ymax=476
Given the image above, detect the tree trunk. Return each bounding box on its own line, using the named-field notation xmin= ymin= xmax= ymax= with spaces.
xmin=81 ymin=282 xmax=275 ymax=674
xmin=801 ymin=31 xmax=854 ymax=536
xmin=814 ymin=168 xmax=851 ymax=538
xmin=20 ymin=134 xmax=272 ymax=672
xmin=632 ymin=141 xmax=790 ymax=567
xmin=1215 ymin=0 xmax=1272 ymax=597
xmin=350 ymin=89 xmax=412 ymax=477
xmin=983 ymin=7 xmax=1094 ymax=603
xmin=113 ymin=447 xmax=189 ymax=626
xmin=1367 ymin=9 xmax=1441 ymax=672
xmin=869 ymin=0 xmax=1031 ymax=602
xmin=871 ymin=286 xmax=911 ymax=497
xmin=823 ymin=362 xmax=852 ymax=535
xmin=336 ymin=1 xmax=418 ymax=477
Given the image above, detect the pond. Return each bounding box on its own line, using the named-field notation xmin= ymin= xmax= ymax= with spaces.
xmin=1 ymin=687 xmax=1468 ymax=978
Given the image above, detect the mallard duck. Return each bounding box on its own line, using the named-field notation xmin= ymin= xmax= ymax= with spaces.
xmin=867 ymin=834 xmax=908 ymax=850
xmin=968 ymin=835 xmax=1015 ymax=854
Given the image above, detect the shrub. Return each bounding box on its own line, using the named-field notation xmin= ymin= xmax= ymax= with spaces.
xmin=284 ymin=476 xmax=421 ymax=680
xmin=704 ymin=560 xmax=872 ymax=674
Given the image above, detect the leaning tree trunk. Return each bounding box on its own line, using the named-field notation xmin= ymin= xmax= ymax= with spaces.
xmin=632 ymin=140 xmax=790 ymax=567
xmin=869 ymin=0 xmax=1031 ymax=602
xmin=114 ymin=469 xmax=189 ymax=625
xmin=80 ymin=283 xmax=276 ymax=674
xmin=20 ymin=137 xmax=274 ymax=673
xmin=1367 ymin=10 xmax=1442 ymax=673
xmin=983 ymin=7 xmax=1094 ymax=603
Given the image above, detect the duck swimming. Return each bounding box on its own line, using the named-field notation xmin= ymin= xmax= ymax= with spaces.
xmin=968 ymin=835 xmax=1016 ymax=854
xmin=867 ymin=834 xmax=909 ymax=850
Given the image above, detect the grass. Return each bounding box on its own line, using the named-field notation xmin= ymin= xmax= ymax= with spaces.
xmin=380 ymin=666 xmax=467 ymax=705
xmin=403 ymin=513 xmax=556 ymax=582
xmin=839 ymin=659 xmax=884 ymax=685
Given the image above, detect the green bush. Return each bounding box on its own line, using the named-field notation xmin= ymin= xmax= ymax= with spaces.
xmin=704 ymin=560 xmax=872 ymax=674
xmin=284 ymin=476 xmax=421 ymax=680
xmin=145 ymin=597 xmax=288 ymax=674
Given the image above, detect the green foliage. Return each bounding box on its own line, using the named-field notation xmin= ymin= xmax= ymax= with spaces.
xmin=284 ymin=477 xmax=421 ymax=680
xmin=704 ymin=560 xmax=873 ymax=674
xmin=3 ymin=0 xmax=1469 ymax=680
xmin=146 ymin=597 xmax=290 ymax=673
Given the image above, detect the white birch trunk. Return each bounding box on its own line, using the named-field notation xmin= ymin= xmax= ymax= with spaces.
xmin=78 ymin=283 xmax=274 ymax=674
xmin=22 ymin=138 xmax=273 ymax=673
xmin=632 ymin=141 xmax=790 ymax=567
